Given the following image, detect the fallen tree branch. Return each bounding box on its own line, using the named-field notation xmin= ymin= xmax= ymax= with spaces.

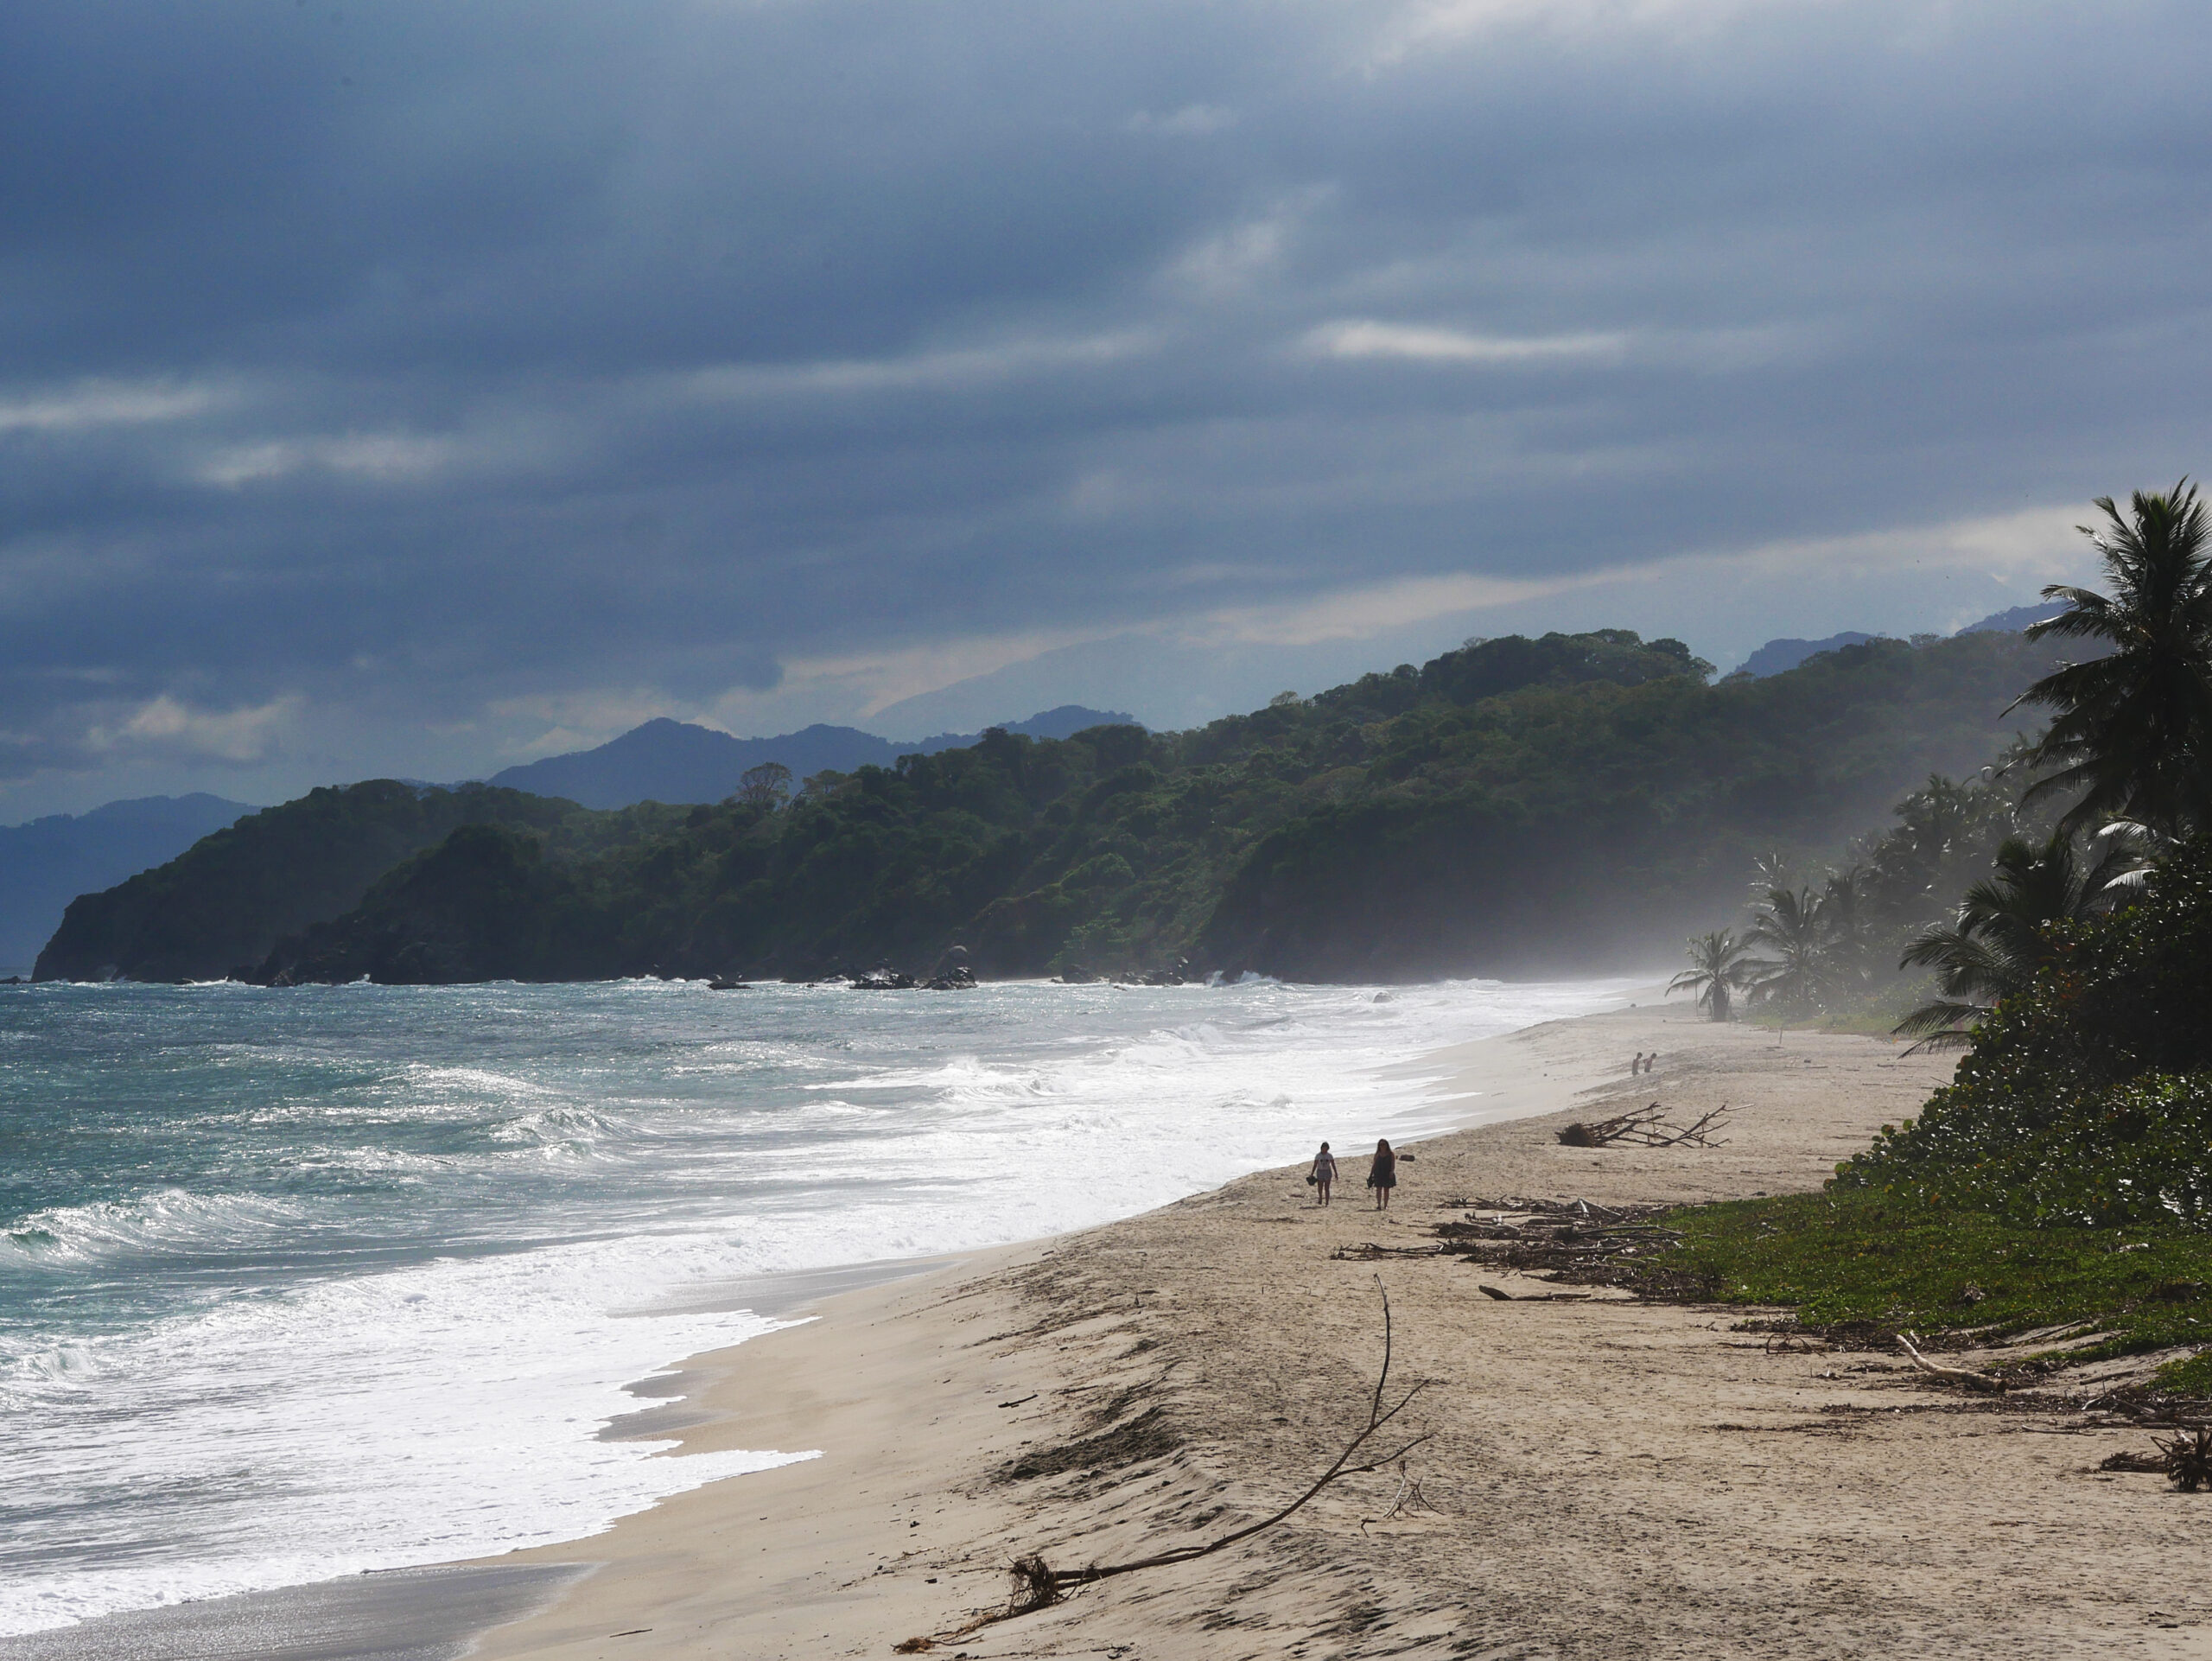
xmin=1556 ymin=1102 xmax=1731 ymax=1149
xmin=939 ymin=1276 xmax=1432 ymax=1640
xmin=1048 ymin=1277 xmax=1432 ymax=1588
xmin=1897 ymin=1331 xmax=2005 ymax=1394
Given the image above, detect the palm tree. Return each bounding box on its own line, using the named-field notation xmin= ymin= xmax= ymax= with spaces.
xmin=1669 ymin=930 xmax=1760 ymax=1021
xmin=1868 ymin=773 xmax=2019 ymax=926
xmin=1745 ymin=885 xmax=1833 ymax=1016
xmin=2010 ymin=481 xmax=2212 ymax=836
xmin=1817 ymin=865 xmax=1878 ymax=992
xmin=1745 ymin=849 xmax=1792 ymax=901
xmin=1892 ymin=828 xmax=2146 ymax=1049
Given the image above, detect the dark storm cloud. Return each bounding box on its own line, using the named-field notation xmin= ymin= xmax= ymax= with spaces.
xmin=6 ymin=0 xmax=2212 ymax=789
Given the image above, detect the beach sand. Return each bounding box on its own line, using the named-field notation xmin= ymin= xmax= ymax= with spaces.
xmin=460 ymin=1001 xmax=2212 ymax=1660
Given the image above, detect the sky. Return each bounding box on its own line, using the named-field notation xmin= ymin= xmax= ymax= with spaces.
xmin=6 ymin=0 xmax=2211 ymax=819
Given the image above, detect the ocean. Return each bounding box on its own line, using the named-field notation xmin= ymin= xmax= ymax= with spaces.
xmin=0 ymin=974 xmax=1630 ymax=1636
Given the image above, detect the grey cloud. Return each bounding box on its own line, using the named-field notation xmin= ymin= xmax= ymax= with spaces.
xmin=6 ymin=0 xmax=2212 ymax=811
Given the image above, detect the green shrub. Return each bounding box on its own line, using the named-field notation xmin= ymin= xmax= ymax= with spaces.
xmin=1836 ymin=838 xmax=2212 ymax=1227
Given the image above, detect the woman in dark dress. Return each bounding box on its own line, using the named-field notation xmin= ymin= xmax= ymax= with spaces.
xmin=1367 ymin=1138 xmax=1397 ymax=1210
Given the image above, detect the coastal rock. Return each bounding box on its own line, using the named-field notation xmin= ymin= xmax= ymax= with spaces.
xmin=849 ymin=964 xmax=918 ymax=990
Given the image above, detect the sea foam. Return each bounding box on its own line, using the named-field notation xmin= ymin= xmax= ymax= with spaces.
xmin=0 ymin=974 xmax=1629 ymax=1633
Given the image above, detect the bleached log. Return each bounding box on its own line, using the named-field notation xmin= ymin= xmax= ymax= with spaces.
xmin=1897 ymin=1331 xmax=2005 ymax=1393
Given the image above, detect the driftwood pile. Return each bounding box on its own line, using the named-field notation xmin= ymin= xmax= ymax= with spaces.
xmin=1429 ymin=1196 xmax=1700 ymax=1291
xmin=2100 ymin=1427 xmax=2212 ymax=1492
xmin=1555 ymin=1102 xmax=1730 ymax=1148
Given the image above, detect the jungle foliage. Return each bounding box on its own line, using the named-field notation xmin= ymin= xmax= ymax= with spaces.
xmin=232 ymin=627 xmax=2058 ymax=986
xmin=1834 ymin=839 xmax=2212 ymax=1230
xmin=33 ymin=782 xmax=685 ymax=982
xmin=44 ymin=626 xmax=2063 ymax=985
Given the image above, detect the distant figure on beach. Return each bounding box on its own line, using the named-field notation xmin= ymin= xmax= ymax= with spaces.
xmin=1309 ymin=1141 xmax=1338 ymax=1206
xmin=1631 ymin=1051 xmax=1645 ymax=1075
xmin=1644 ymin=1053 xmax=1658 ymax=1074
xmin=1367 ymin=1138 xmax=1397 ymax=1210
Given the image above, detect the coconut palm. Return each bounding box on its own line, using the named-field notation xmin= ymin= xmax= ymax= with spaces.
xmin=1669 ymin=929 xmax=1761 ymax=1021
xmin=1892 ymin=828 xmax=2147 ymax=1049
xmin=1745 ymin=885 xmax=1834 ymax=1016
xmin=1817 ymin=865 xmax=1879 ymax=993
xmin=2010 ymin=482 xmax=2212 ymax=836
xmin=1867 ymin=773 xmax=2019 ymax=926
xmin=1745 ymin=848 xmax=1792 ymax=901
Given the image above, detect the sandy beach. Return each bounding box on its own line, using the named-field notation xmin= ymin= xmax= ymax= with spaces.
xmin=19 ymin=996 xmax=2203 ymax=1661
xmin=448 ymin=1000 xmax=2212 ymax=1661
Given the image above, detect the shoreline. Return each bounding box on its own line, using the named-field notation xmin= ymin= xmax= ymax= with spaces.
xmin=7 ymin=986 xmax=1647 ymax=1659
xmin=58 ymin=996 xmax=2205 ymax=1657
xmin=458 ymin=1002 xmax=2210 ymax=1658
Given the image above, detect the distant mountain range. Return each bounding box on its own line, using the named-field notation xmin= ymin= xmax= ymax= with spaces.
xmin=1738 ymin=601 xmax=2067 ymax=678
xmin=483 ymin=705 xmax=1135 ymax=810
xmin=1739 ymin=631 xmax=1883 ymax=678
xmin=1959 ymin=601 xmax=2068 ymax=634
xmin=9 ymin=608 xmax=2069 ymax=972
xmin=0 ymin=794 xmax=255 ymax=972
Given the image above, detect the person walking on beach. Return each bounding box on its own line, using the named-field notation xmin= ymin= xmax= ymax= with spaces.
xmin=1309 ymin=1141 xmax=1338 ymax=1206
xmin=1367 ymin=1138 xmax=1397 ymax=1211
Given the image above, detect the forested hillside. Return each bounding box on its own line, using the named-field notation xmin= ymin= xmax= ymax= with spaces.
xmin=1198 ymin=629 xmax=2064 ymax=977
xmin=33 ymin=784 xmax=681 ymax=981
xmin=0 ymin=793 xmax=252 ymax=972
xmin=175 ymin=626 xmax=2064 ymax=986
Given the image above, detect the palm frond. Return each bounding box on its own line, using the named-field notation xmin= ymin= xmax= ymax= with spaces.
xmin=1891 ymin=998 xmax=1987 ymax=1052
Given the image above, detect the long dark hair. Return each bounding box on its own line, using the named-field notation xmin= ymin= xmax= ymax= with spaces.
xmin=1375 ymin=1138 xmax=1392 ymax=1157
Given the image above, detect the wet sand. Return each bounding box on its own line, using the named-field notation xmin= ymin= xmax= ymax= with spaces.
xmin=0 ymin=1565 xmax=588 ymax=1661
xmin=52 ymin=1001 xmax=2212 ymax=1658
xmin=449 ymin=1002 xmax=2209 ymax=1659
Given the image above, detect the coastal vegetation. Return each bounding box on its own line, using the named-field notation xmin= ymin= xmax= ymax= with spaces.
xmin=34 ymin=783 xmax=684 ymax=982
xmin=36 ymin=625 xmax=2066 ymax=984
xmin=1628 ymin=1192 xmax=2212 ymax=1396
xmin=1641 ymin=483 xmax=2212 ymax=1392
xmin=1667 ymin=930 xmax=1760 ymax=1021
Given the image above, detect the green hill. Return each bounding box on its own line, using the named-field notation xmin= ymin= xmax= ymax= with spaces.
xmin=32 ymin=782 xmax=680 ymax=982
xmin=1199 ymin=630 xmax=2066 ymax=977
xmin=192 ymin=627 xmax=2064 ymax=987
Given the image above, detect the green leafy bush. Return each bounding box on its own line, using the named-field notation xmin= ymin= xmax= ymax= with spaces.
xmin=1836 ymin=839 xmax=2212 ymax=1227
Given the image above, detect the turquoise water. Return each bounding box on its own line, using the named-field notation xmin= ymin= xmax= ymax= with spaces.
xmin=0 ymin=975 xmax=1629 ymax=1633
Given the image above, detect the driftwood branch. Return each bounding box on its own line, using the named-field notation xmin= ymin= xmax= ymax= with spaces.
xmin=1556 ymin=1103 xmax=1731 ymax=1149
xmin=1360 ymin=1457 xmax=1446 ymax=1532
xmin=1476 ymin=1283 xmax=1591 ymax=1302
xmin=929 ymin=1277 xmax=1433 ymax=1647
xmin=1897 ymin=1331 xmax=2005 ymax=1394
xmin=1047 ymin=1276 xmax=1431 ymax=1588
